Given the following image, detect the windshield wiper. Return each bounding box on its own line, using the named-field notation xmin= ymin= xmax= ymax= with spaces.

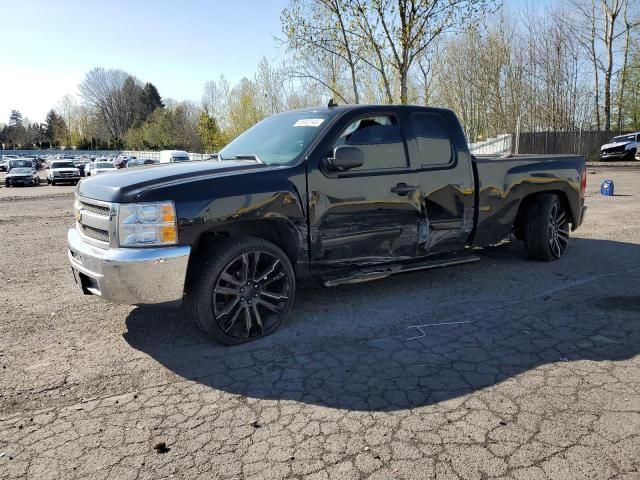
xmin=219 ymin=153 xmax=264 ymax=164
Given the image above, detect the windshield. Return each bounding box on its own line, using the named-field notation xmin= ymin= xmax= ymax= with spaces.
xmin=51 ymin=162 xmax=76 ymax=169
xmin=96 ymin=162 xmax=114 ymax=168
xmin=612 ymin=134 xmax=635 ymax=143
xmin=219 ymin=112 xmax=331 ymax=166
xmin=11 ymin=168 xmax=32 ymax=174
xmin=10 ymin=160 xmax=33 ymax=167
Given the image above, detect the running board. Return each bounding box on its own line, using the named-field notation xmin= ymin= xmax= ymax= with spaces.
xmin=322 ymin=255 xmax=481 ymax=287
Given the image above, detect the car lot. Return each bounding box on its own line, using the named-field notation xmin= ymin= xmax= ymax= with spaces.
xmin=0 ymin=168 xmax=639 ymax=480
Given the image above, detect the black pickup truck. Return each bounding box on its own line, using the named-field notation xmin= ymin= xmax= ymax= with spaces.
xmin=68 ymin=105 xmax=587 ymax=345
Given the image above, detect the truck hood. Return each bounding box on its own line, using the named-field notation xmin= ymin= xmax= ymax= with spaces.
xmin=77 ymin=160 xmax=267 ymax=203
xmin=601 ymin=141 xmax=632 ymax=151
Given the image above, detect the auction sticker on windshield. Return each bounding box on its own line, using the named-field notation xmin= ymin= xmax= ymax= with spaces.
xmin=293 ymin=118 xmax=325 ymax=127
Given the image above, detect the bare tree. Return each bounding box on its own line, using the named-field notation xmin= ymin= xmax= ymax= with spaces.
xmin=349 ymin=0 xmax=498 ymax=104
xmin=78 ymin=68 xmax=131 ymax=140
xmin=563 ymin=0 xmax=640 ymax=131
xmin=57 ymin=94 xmax=76 ymax=145
xmin=281 ymin=0 xmax=361 ymax=103
xmin=616 ymin=1 xmax=640 ymax=130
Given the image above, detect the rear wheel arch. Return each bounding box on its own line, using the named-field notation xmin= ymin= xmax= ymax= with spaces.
xmin=513 ymin=190 xmax=573 ymax=239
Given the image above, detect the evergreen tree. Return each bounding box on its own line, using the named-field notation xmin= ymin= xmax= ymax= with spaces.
xmin=44 ymin=109 xmax=68 ymax=147
xmin=9 ymin=110 xmax=23 ymax=127
xmin=122 ymin=75 xmax=145 ymax=128
xmin=140 ymin=82 xmax=164 ymax=121
xmin=197 ymin=111 xmax=225 ymax=152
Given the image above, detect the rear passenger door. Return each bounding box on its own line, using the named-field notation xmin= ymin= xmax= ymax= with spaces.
xmin=406 ymin=111 xmax=475 ymax=252
xmin=306 ymin=112 xmax=422 ymax=265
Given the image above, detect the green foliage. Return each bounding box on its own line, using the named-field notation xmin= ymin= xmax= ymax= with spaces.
xmin=45 ymin=109 xmax=68 ymax=147
xmin=197 ymin=111 xmax=226 ymax=152
xmin=140 ymin=83 xmax=164 ymax=120
xmin=123 ymin=102 xmax=203 ymax=151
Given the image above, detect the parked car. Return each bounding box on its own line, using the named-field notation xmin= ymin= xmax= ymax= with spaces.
xmin=115 ymin=156 xmax=136 ymax=169
xmin=8 ymin=158 xmax=36 ymax=171
xmin=125 ymin=159 xmax=144 ymax=168
xmin=5 ymin=167 xmax=40 ymax=187
xmin=46 ymin=161 xmax=81 ymax=185
xmin=143 ymin=159 xmax=159 ymax=166
xmin=159 ymin=150 xmax=190 ymax=163
xmin=68 ymin=105 xmax=587 ymax=345
xmin=1 ymin=155 xmax=19 ymax=172
xmin=87 ymin=161 xmax=116 ymax=176
xmin=74 ymin=160 xmax=90 ymax=177
xmin=599 ymin=132 xmax=640 ymax=161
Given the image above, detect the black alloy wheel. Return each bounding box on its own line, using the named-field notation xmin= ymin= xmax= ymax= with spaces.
xmin=185 ymin=237 xmax=296 ymax=345
xmin=524 ymin=193 xmax=571 ymax=261
xmin=548 ymin=201 xmax=570 ymax=258
xmin=212 ymin=251 xmax=291 ymax=340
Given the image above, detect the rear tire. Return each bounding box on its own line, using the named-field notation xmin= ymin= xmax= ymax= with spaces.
xmin=524 ymin=194 xmax=570 ymax=261
xmin=185 ymin=236 xmax=296 ymax=346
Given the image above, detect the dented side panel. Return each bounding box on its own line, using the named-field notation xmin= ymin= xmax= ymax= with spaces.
xmin=471 ymin=155 xmax=585 ymax=246
xmin=137 ymin=165 xmax=310 ymax=272
xmin=305 ymin=106 xmax=476 ymax=268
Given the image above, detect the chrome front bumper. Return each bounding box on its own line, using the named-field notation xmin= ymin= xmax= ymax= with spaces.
xmin=67 ymin=228 xmax=191 ymax=305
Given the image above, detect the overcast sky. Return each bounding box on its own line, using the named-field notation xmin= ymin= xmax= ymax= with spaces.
xmin=1 ymin=0 xmax=547 ymax=124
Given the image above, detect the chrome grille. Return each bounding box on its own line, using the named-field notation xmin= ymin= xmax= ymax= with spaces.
xmin=76 ymin=197 xmax=114 ymax=247
xmin=79 ymin=201 xmax=111 ymax=216
xmin=80 ymin=224 xmax=110 ymax=243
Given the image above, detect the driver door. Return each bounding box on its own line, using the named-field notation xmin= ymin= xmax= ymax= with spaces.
xmin=307 ymin=112 xmax=422 ymax=265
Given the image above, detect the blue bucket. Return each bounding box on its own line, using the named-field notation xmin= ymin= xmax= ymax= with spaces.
xmin=600 ymin=179 xmax=614 ymax=196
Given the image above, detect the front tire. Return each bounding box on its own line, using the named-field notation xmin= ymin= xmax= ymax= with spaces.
xmin=524 ymin=194 xmax=570 ymax=261
xmin=185 ymin=237 xmax=296 ymax=345
xmin=51 ymin=179 xmax=56 ymax=186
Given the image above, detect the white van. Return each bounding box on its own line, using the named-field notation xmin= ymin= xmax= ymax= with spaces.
xmin=159 ymin=150 xmax=190 ymax=164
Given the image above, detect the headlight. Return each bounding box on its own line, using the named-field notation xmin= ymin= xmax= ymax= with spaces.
xmin=74 ymin=169 xmax=80 ymax=175
xmin=117 ymin=201 xmax=178 ymax=246
xmin=53 ymin=171 xmax=60 ymax=176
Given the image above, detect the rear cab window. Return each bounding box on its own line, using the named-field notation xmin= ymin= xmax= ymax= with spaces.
xmin=410 ymin=112 xmax=454 ymax=167
xmin=332 ymin=115 xmax=407 ymax=171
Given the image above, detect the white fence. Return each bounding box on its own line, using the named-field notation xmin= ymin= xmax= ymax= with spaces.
xmin=468 ymin=134 xmax=512 ymax=156
xmin=119 ymin=151 xmax=215 ymax=161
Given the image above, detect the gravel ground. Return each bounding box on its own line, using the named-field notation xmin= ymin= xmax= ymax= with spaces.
xmin=0 ymin=169 xmax=639 ymax=480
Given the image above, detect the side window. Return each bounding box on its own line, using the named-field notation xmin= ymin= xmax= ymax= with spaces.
xmin=333 ymin=115 xmax=407 ymax=170
xmin=411 ymin=113 xmax=453 ymax=166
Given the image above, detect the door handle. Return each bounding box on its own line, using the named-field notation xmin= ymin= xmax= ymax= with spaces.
xmin=391 ymin=183 xmax=417 ymax=196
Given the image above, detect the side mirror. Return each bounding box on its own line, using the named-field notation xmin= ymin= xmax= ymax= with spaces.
xmin=325 ymin=145 xmax=364 ymax=171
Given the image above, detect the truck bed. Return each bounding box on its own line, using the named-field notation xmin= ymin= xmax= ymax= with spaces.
xmin=471 ymin=154 xmax=585 ymax=247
